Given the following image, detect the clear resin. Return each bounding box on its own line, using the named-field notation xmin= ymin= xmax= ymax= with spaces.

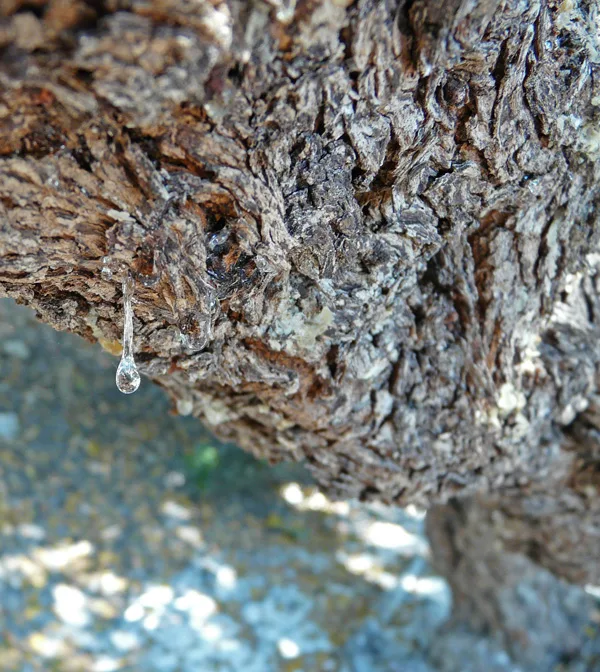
xmin=179 ymin=312 xmax=211 ymax=353
xmin=116 ymin=275 xmax=141 ymax=394
xmin=101 ymin=256 xmax=113 ymax=280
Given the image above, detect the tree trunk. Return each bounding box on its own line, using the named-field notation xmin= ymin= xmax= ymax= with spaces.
xmin=1 ymin=0 xmax=599 ymax=653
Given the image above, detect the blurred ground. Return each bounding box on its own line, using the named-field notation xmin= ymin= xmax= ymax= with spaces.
xmin=0 ymin=299 xmax=598 ymax=672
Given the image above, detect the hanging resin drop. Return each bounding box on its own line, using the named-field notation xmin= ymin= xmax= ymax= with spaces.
xmin=116 ymin=275 xmax=141 ymax=394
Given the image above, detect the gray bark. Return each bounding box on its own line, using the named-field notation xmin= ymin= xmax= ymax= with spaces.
xmin=1 ymin=0 xmax=599 ymax=648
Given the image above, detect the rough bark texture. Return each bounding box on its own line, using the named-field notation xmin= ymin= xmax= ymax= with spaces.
xmin=1 ymin=0 xmax=600 ymax=648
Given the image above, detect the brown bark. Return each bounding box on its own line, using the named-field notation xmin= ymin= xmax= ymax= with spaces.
xmin=1 ymin=0 xmax=600 ymax=648
xmin=426 ymin=494 xmax=600 ymax=670
xmin=425 ymin=257 xmax=600 ymax=651
xmin=427 ymin=267 xmax=600 ymax=577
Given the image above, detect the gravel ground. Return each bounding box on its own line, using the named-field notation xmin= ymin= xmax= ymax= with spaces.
xmin=0 ymin=299 xmax=598 ymax=672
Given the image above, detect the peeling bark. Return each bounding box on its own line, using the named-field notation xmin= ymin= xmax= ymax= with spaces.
xmin=1 ymin=0 xmax=600 ymax=642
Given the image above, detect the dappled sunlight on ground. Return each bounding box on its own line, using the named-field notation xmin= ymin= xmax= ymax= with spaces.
xmin=585 ymin=585 xmax=600 ymax=600
xmin=0 ymin=495 xmax=451 ymax=671
xmin=0 ymin=475 xmax=452 ymax=672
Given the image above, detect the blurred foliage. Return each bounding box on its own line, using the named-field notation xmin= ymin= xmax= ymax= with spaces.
xmin=184 ymin=443 xmax=221 ymax=489
xmin=184 ymin=437 xmax=310 ymax=496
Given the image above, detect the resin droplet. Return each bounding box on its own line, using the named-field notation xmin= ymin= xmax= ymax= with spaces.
xmin=101 ymin=256 xmax=113 ymax=281
xmin=116 ymin=275 xmax=141 ymax=394
xmin=138 ymin=249 xmax=161 ymax=287
xmin=116 ymin=358 xmax=140 ymax=394
xmin=179 ymin=312 xmax=211 ymax=353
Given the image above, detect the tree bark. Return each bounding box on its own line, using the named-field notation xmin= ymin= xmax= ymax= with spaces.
xmin=1 ymin=0 xmax=599 ymax=651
